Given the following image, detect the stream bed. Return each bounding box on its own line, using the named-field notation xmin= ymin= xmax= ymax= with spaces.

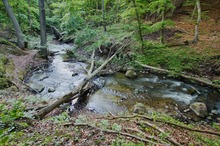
xmin=26 ymin=42 xmax=220 ymax=121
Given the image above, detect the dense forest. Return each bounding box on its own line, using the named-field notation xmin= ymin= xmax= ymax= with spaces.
xmin=0 ymin=0 xmax=220 ymax=145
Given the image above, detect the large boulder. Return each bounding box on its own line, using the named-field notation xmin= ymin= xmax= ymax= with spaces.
xmin=190 ymin=102 xmax=208 ymax=118
xmin=125 ymin=70 xmax=137 ymax=79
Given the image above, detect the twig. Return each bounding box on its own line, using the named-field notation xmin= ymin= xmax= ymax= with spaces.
xmin=61 ymin=123 xmax=161 ymax=145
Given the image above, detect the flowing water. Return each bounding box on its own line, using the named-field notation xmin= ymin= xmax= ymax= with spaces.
xmin=26 ymin=43 xmax=220 ymax=119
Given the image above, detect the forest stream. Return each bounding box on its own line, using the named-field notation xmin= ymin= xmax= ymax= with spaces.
xmin=26 ymin=42 xmax=220 ymax=121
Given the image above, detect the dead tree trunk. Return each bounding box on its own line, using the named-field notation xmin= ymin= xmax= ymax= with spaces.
xmin=2 ymin=0 xmax=25 ymax=49
xmin=51 ymin=26 xmax=62 ymax=40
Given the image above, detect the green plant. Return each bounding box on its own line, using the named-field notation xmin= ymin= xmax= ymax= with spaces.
xmin=137 ymin=45 xmax=202 ymax=73
xmin=47 ymin=111 xmax=70 ymax=124
xmin=0 ymin=100 xmax=26 ymax=145
xmin=111 ymin=123 xmax=122 ymax=132
xmin=99 ymin=120 xmax=110 ymax=130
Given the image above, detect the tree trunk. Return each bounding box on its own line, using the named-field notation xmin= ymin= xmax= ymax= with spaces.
xmin=2 ymin=0 xmax=25 ymax=49
xmin=160 ymin=10 xmax=165 ymax=44
xmin=38 ymin=0 xmax=48 ymax=59
xmin=102 ymin=0 xmax=107 ymax=32
xmin=131 ymin=0 xmax=144 ymax=50
xmin=27 ymin=0 xmax=32 ymax=30
xmin=192 ymin=0 xmax=201 ymax=43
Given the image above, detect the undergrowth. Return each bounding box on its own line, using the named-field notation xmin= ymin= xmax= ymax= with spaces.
xmin=136 ymin=43 xmax=203 ymax=74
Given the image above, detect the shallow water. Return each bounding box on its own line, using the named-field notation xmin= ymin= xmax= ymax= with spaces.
xmin=27 ymin=42 xmax=220 ymax=117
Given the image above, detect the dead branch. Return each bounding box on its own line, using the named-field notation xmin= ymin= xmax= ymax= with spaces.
xmin=88 ymin=50 xmax=95 ymax=75
xmin=164 ymin=121 xmax=220 ymax=137
xmin=62 ymin=122 xmax=161 ymax=145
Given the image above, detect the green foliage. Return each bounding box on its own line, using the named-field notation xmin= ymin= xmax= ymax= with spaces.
xmin=0 ymin=55 xmax=9 ymax=89
xmin=111 ymin=123 xmax=122 ymax=132
xmin=0 ymin=0 xmax=40 ymax=34
xmin=150 ymin=19 xmax=174 ymax=32
xmin=47 ymin=111 xmax=70 ymax=124
xmin=74 ymin=27 xmax=112 ymax=52
xmin=99 ymin=120 xmax=110 ymax=130
xmin=137 ymin=44 xmax=202 ymax=73
xmin=75 ymin=115 xmax=88 ymax=124
xmin=0 ymin=100 xmax=26 ymax=145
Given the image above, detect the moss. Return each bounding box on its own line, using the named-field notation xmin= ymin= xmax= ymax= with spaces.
xmin=0 ymin=54 xmax=9 ymax=89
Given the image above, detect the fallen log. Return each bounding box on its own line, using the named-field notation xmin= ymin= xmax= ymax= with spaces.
xmin=51 ymin=26 xmax=63 ymax=41
xmin=136 ymin=61 xmax=220 ymax=89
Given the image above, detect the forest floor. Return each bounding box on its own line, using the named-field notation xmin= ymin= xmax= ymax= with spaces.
xmin=1 ymin=1 xmax=220 ymax=145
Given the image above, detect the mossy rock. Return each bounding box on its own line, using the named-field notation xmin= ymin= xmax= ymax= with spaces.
xmin=0 ymin=54 xmax=9 ymax=89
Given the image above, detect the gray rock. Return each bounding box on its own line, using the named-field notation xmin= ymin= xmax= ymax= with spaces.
xmin=190 ymin=102 xmax=208 ymax=118
xmin=48 ymin=87 xmax=55 ymax=92
xmin=211 ymin=110 xmax=219 ymax=115
xmin=72 ymin=73 xmax=78 ymax=77
xmin=125 ymin=70 xmax=137 ymax=79
xmin=132 ymin=103 xmax=146 ymax=114
xmin=207 ymin=116 xmax=212 ymax=120
xmin=29 ymin=83 xmax=45 ymax=92
xmin=217 ymin=118 xmax=220 ymax=123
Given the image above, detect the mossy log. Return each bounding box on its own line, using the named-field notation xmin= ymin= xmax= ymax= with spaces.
xmin=136 ymin=61 xmax=220 ymax=90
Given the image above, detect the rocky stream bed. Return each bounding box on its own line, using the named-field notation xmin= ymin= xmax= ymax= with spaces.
xmin=24 ymin=42 xmax=220 ymax=123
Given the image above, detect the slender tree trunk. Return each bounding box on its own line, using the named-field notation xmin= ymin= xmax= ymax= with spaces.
xmin=160 ymin=10 xmax=165 ymax=44
xmin=192 ymin=0 xmax=201 ymax=43
xmin=38 ymin=0 xmax=48 ymax=59
xmin=2 ymin=0 xmax=25 ymax=49
xmin=27 ymin=0 xmax=31 ymax=30
xmin=131 ymin=0 xmax=143 ymax=49
xmin=102 ymin=0 xmax=107 ymax=32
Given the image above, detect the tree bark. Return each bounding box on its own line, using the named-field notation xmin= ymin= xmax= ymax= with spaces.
xmin=160 ymin=10 xmax=165 ymax=44
xmin=38 ymin=0 xmax=48 ymax=59
xmin=192 ymin=0 xmax=201 ymax=43
xmin=2 ymin=0 xmax=25 ymax=49
xmin=102 ymin=0 xmax=107 ymax=32
xmin=38 ymin=0 xmax=47 ymax=46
